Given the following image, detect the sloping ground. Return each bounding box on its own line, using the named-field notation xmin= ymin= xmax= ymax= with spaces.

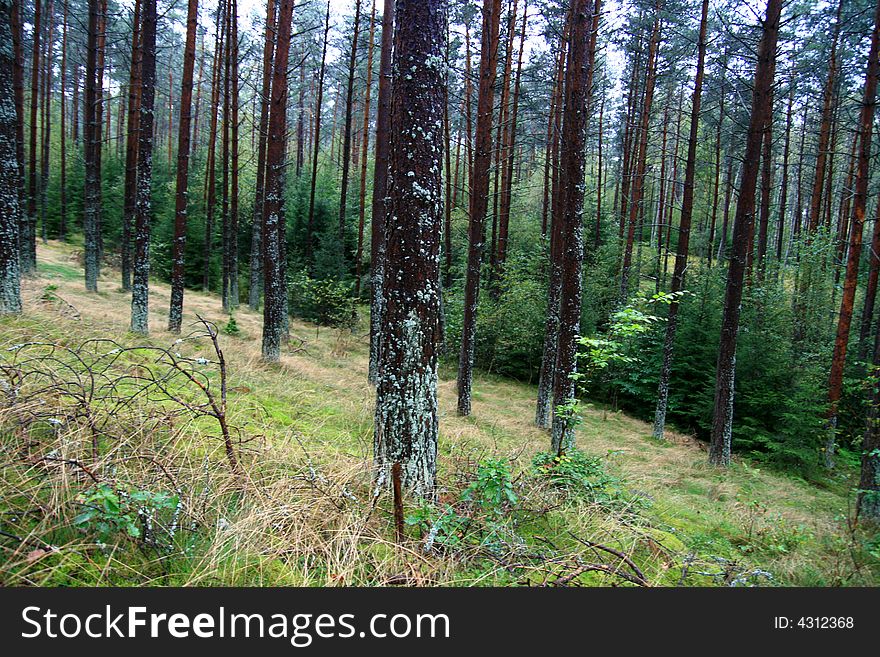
xmin=0 ymin=240 xmax=876 ymax=587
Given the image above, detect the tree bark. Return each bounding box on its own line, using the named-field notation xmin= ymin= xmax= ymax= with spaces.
xmin=168 ymin=0 xmax=200 ymax=333
xmin=355 ymin=0 xmax=377 ymax=299
xmin=709 ymin=0 xmax=781 ymax=466
xmin=550 ymin=0 xmax=596 ymax=453
xmin=368 ymin=0 xmax=395 ymax=385
xmin=457 ymin=0 xmax=502 ymax=417
xmin=83 ymin=0 xmax=101 ymax=292
xmin=0 ymin=0 xmax=22 ymax=314
xmin=337 ymin=0 xmax=362 ymax=244
xmin=130 ymin=0 xmax=156 ymax=336
xmin=261 ymin=0 xmax=294 ymax=362
xmin=652 ymin=0 xmax=708 ymax=440
xmin=374 ymin=0 xmax=446 ymax=496
xmin=826 ymin=0 xmax=880 ymax=468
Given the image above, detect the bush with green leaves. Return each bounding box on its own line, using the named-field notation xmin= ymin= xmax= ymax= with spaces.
xmin=532 ymin=449 xmax=621 ymax=505
xmin=74 ymin=484 xmax=180 ymax=549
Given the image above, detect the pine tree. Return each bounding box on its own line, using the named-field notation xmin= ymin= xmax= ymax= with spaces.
xmin=0 ymin=0 xmax=22 ymax=315
xmin=374 ymin=0 xmax=446 ymax=496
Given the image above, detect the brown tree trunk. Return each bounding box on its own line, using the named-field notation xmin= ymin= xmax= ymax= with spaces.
xmin=620 ymin=3 xmax=661 ymax=300
xmin=355 ymin=0 xmax=376 ymax=300
xmin=457 ymin=0 xmax=502 ymax=417
xmin=130 ymin=0 xmax=156 ymax=335
xmin=121 ymin=0 xmax=142 ymax=292
xmin=305 ymin=0 xmax=331 ymax=270
xmin=857 ymin=0 xmax=880 ymax=519
xmin=374 ymin=0 xmax=446 ymax=496
xmin=25 ymin=0 xmax=42 ymax=274
xmin=368 ymin=0 xmax=395 ymax=385
xmin=261 ymin=0 xmax=294 ymax=362
xmin=83 ymin=0 xmax=101 ymax=291
xmin=59 ymin=0 xmax=67 ymax=240
xmin=709 ymin=0 xmax=781 ymax=466
xmin=550 ymin=0 xmax=596 ymax=453
xmin=826 ymin=0 xmax=880 ymax=468
xmin=203 ymin=0 xmax=226 ymax=292
xmin=168 ymin=0 xmax=200 ymax=333
xmin=337 ymin=0 xmax=362 ymax=243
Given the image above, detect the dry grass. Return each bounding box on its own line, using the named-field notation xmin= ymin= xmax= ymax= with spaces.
xmin=0 ymin=241 xmax=876 ymax=587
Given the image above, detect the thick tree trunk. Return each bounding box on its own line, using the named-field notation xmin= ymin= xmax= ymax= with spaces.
xmin=652 ymin=0 xmax=708 ymax=441
xmin=0 ymin=0 xmax=22 ymax=314
xmin=374 ymin=0 xmax=446 ymax=497
xmin=709 ymin=0 xmax=781 ymax=466
xmin=826 ymin=0 xmax=880 ymax=469
xmin=367 ymin=0 xmax=395 ymax=385
xmin=550 ymin=0 xmax=595 ymax=453
xmin=167 ymin=0 xmax=200 ymax=333
xmin=457 ymin=0 xmax=502 ymax=417
xmin=261 ymin=0 xmax=294 ymax=362
xmin=130 ymin=0 xmax=156 ymax=336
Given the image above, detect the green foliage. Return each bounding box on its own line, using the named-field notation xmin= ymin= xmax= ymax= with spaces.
xmin=288 ymin=271 xmax=357 ymax=328
xmin=222 ymin=316 xmax=242 ymax=337
xmin=74 ymin=484 xmax=179 ymax=547
xmin=461 ymin=458 xmax=518 ymax=513
xmin=532 ymin=449 xmax=621 ymax=504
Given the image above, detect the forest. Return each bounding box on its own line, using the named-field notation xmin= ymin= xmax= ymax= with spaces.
xmin=1 ymin=0 xmax=880 ymax=588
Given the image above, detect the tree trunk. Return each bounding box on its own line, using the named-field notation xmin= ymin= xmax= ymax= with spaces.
xmin=83 ymin=0 xmax=101 ymax=291
xmin=168 ymin=0 xmax=200 ymax=333
xmin=549 ymin=0 xmax=596 ymax=453
xmin=457 ymin=0 xmax=502 ymax=416
xmin=261 ymin=0 xmax=294 ymax=362
xmin=11 ymin=0 xmax=25 ymax=267
xmin=709 ymin=0 xmax=781 ymax=466
xmin=121 ymin=0 xmax=142 ymax=292
xmin=374 ymin=0 xmax=446 ymax=496
xmin=248 ymin=0 xmax=276 ymax=311
xmin=59 ymin=0 xmax=68 ymax=241
xmin=368 ymin=0 xmax=395 ymax=385
xmin=130 ymin=0 xmax=156 ymax=336
xmin=305 ymin=0 xmax=331 ymax=270
xmin=826 ymin=0 xmax=880 ymax=468
xmin=0 ymin=0 xmax=22 ymax=314
xmin=203 ymin=0 xmax=226 ymax=292
xmin=24 ymin=0 xmax=41 ymax=274
xmin=652 ymin=0 xmax=708 ymax=440
xmin=620 ymin=3 xmax=660 ymax=300
xmin=355 ymin=0 xmax=377 ymax=299
xmin=337 ymin=0 xmax=361 ymax=244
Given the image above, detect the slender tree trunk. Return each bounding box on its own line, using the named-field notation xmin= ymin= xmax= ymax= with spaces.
xmin=355 ymin=0 xmax=376 ymax=299
xmin=0 ymin=0 xmax=22 ymax=314
xmin=620 ymin=3 xmax=661 ymax=300
xmin=261 ymin=0 xmax=294 ymax=362
xmin=306 ymin=0 xmax=331 ymax=269
xmin=121 ymin=0 xmax=142 ymax=292
xmin=457 ymin=0 xmax=502 ymax=416
xmin=826 ymin=0 xmax=880 ymax=469
xmin=24 ymin=0 xmax=42 ymax=274
xmin=756 ymin=90 xmax=774 ymax=279
xmin=11 ymin=0 xmax=26 ymax=269
xmin=374 ymin=0 xmax=446 ymax=496
xmin=652 ymin=0 xmax=708 ymax=440
xmin=709 ymin=0 xmax=781 ymax=466
xmin=83 ymin=0 xmax=100 ymax=291
xmin=130 ymin=0 xmax=156 ymax=336
xmin=858 ymin=201 xmax=880 ymax=362
xmin=39 ymin=0 xmax=54 ymax=245
xmin=550 ymin=0 xmax=596 ymax=453
xmin=228 ymin=0 xmax=240 ymax=310
xmin=248 ymin=0 xmax=276 ymax=311
xmin=168 ymin=0 xmax=200 ymax=333
xmin=59 ymin=0 xmax=68 ymax=241
xmin=368 ymin=0 xmax=395 ymax=385
xmin=203 ymin=1 xmax=225 ymax=292
xmin=496 ymin=1 xmax=528 ymax=282
xmin=337 ymin=0 xmax=361 ymax=245
xmin=775 ymin=70 xmax=794 ymax=263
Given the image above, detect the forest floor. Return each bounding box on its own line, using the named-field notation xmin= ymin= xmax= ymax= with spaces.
xmin=0 ymin=240 xmax=878 ymax=587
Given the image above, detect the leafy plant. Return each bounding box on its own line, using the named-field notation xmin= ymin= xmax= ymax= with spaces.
xmin=74 ymin=484 xmax=179 ymax=547
xmin=222 ymin=316 xmax=242 ymax=337
xmin=462 ymin=458 xmax=518 ymax=514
